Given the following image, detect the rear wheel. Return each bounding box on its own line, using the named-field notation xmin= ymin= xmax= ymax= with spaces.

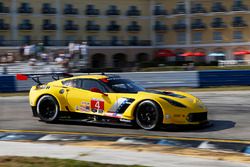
xmin=36 ymin=95 xmax=59 ymax=122
xmin=135 ymin=100 xmax=162 ymax=130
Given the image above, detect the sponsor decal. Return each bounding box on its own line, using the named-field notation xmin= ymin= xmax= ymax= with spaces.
xmin=119 ymin=118 xmax=131 ymax=123
xmin=80 ymin=102 xmax=90 ymax=112
xmin=91 ymin=98 xmax=104 ymax=114
xmin=76 ymin=102 xmax=90 ymax=112
xmin=108 ymin=97 xmax=134 ymax=114
xmin=104 ymin=113 xmax=122 ymax=118
xmin=75 ymin=105 xmax=79 ymax=111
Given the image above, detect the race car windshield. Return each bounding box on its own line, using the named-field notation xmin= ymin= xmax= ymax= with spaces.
xmin=105 ymin=78 xmax=145 ymax=93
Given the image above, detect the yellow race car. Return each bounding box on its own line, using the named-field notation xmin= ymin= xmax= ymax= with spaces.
xmin=17 ymin=73 xmax=208 ymax=130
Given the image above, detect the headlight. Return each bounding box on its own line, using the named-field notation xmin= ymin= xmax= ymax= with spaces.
xmin=161 ymin=97 xmax=187 ymax=108
xmin=36 ymin=85 xmax=50 ymax=90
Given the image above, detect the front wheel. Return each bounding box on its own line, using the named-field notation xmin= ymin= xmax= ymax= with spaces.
xmin=36 ymin=95 xmax=60 ymax=123
xmin=135 ymin=100 xmax=162 ymax=130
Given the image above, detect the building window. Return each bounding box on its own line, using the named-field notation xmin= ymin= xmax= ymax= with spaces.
xmin=0 ymin=2 xmax=9 ymax=13
xmin=173 ymin=19 xmax=186 ymax=31
xmin=213 ymin=31 xmax=222 ymax=42
xmin=0 ymin=35 xmax=4 ymax=45
xmin=178 ymin=18 xmax=185 ymax=24
xmin=155 ymin=34 xmax=164 ymax=45
xmin=66 ymin=36 xmax=76 ymax=42
xmin=154 ymin=21 xmax=167 ymax=32
xmin=87 ymin=35 xmax=96 ymax=41
xmin=110 ymin=36 xmax=122 ymax=46
xmin=127 ymin=6 xmax=140 ymax=16
xmin=173 ymin=2 xmax=186 ymax=14
xmin=211 ymin=2 xmax=226 ymax=12
xmin=42 ymin=3 xmax=56 ymax=14
xmin=129 ymin=36 xmax=138 ymax=45
xmin=233 ymin=0 xmax=243 ymax=6
xmin=192 ymin=32 xmax=202 ymax=43
xmin=64 ymin=4 xmax=78 ymax=15
xmin=43 ymin=19 xmax=50 ymax=24
xmin=19 ymin=20 xmax=33 ymax=30
xmin=106 ymin=5 xmax=120 ymax=15
xmin=127 ymin=21 xmax=141 ymax=32
xmin=86 ymin=4 xmax=99 ymax=15
xmin=191 ymin=3 xmax=207 ymax=13
xmin=154 ymin=4 xmax=167 ymax=15
xmin=43 ymin=36 xmax=50 ymax=46
xmin=233 ymin=31 xmax=243 ymax=41
xmin=232 ymin=0 xmax=248 ymax=11
xmin=18 ymin=3 xmax=33 ymax=13
xmin=22 ymin=35 xmax=31 ymax=44
xmin=87 ymin=35 xmax=98 ymax=46
xmin=177 ymin=32 xmax=186 ymax=44
xmin=232 ymin=16 xmax=247 ymax=27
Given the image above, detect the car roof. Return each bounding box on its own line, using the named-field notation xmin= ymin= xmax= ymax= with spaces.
xmin=67 ymin=75 xmax=107 ymax=80
xmin=61 ymin=74 xmax=122 ymax=81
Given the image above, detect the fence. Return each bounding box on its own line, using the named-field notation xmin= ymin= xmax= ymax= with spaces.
xmin=218 ymin=60 xmax=250 ymax=67
xmin=0 ymin=70 xmax=250 ymax=92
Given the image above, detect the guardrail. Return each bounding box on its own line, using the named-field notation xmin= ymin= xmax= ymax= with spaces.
xmin=0 ymin=70 xmax=250 ymax=92
xmin=119 ymin=71 xmax=198 ymax=88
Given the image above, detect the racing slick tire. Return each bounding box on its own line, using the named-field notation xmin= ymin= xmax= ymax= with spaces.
xmin=36 ymin=95 xmax=60 ymax=123
xmin=135 ymin=100 xmax=162 ymax=130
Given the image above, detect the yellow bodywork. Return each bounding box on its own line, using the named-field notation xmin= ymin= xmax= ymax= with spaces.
xmin=29 ymin=75 xmax=207 ymax=125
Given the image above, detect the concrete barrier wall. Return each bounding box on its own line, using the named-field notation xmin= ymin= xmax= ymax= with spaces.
xmin=0 ymin=75 xmax=16 ymax=92
xmin=1 ymin=70 xmax=250 ymax=92
xmin=198 ymin=70 xmax=250 ymax=87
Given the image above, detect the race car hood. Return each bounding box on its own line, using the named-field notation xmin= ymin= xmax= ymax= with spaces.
xmin=137 ymin=90 xmax=205 ymax=109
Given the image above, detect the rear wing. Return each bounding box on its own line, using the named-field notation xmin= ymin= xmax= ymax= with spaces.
xmin=16 ymin=72 xmax=73 ymax=85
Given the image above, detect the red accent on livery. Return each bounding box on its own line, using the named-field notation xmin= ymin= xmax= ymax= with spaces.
xmin=100 ymin=78 xmax=109 ymax=83
xmin=91 ymin=99 xmax=104 ymax=110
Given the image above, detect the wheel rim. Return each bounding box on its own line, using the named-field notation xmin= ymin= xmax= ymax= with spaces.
xmin=37 ymin=97 xmax=58 ymax=121
xmin=136 ymin=103 xmax=158 ymax=129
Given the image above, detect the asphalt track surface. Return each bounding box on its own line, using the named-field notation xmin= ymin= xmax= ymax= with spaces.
xmin=0 ymin=91 xmax=250 ymax=140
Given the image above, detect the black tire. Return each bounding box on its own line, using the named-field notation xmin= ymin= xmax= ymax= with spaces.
xmin=135 ymin=100 xmax=162 ymax=130
xmin=36 ymin=95 xmax=60 ymax=123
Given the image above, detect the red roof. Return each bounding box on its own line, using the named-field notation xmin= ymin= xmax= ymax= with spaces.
xmin=180 ymin=52 xmax=206 ymax=57
xmin=156 ymin=49 xmax=176 ymax=57
xmin=233 ymin=50 xmax=250 ymax=56
xmin=180 ymin=52 xmax=194 ymax=57
xmin=194 ymin=52 xmax=205 ymax=56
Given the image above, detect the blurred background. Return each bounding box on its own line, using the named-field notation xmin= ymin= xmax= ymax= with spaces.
xmin=1 ymin=0 xmax=250 ymax=74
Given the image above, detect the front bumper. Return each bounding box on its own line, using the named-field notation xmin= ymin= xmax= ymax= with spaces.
xmin=163 ymin=120 xmax=212 ymax=130
xmin=187 ymin=112 xmax=207 ymax=122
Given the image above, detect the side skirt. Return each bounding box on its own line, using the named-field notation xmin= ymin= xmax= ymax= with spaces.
xmin=59 ymin=111 xmax=133 ymax=127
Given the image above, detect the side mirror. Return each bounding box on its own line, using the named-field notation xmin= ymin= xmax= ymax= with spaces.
xmin=90 ymin=87 xmax=108 ymax=96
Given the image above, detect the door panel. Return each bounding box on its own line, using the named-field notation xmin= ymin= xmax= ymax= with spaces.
xmin=65 ymin=88 xmax=91 ymax=112
xmin=66 ymin=87 xmax=117 ymax=116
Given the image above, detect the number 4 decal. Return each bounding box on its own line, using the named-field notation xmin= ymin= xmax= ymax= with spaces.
xmin=95 ymin=101 xmax=100 ymax=109
xmin=91 ymin=99 xmax=104 ymax=113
